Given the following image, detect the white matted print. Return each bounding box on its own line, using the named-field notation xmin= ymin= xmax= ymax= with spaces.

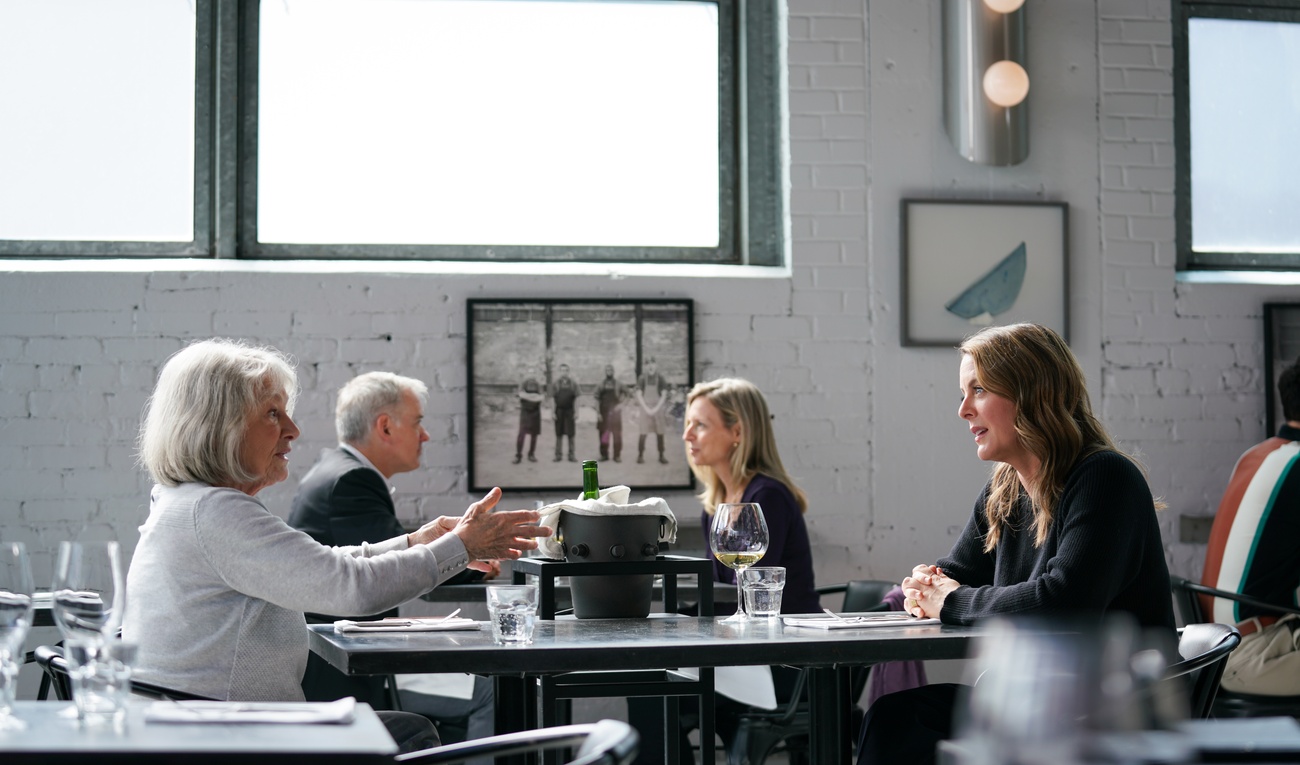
xmin=901 ymin=200 xmax=1068 ymax=347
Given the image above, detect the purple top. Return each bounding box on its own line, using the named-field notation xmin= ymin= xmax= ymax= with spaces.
xmin=701 ymin=473 xmax=821 ymax=615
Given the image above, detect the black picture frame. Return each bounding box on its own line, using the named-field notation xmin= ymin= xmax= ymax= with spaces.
xmin=1264 ymin=302 xmax=1300 ymax=437
xmin=901 ymin=199 xmax=1070 ymax=347
xmin=467 ymin=299 xmax=695 ymax=494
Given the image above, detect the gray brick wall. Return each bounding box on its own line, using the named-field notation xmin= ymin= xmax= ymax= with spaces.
xmin=1 ymin=0 xmax=1294 ymax=593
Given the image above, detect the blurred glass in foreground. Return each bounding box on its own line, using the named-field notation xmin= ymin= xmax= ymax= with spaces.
xmin=953 ymin=615 xmax=1191 ymax=765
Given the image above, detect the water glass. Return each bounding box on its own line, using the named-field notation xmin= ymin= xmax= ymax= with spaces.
xmin=66 ymin=640 xmax=137 ymax=726
xmin=741 ymin=566 xmax=786 ymax=618
xmin=52 ymin=540 xmax=126 ymax=646
xmin=0 ymin=542 xmax=35 ymax=730
xmin=486 ymin=584 xmax=538 ymax=645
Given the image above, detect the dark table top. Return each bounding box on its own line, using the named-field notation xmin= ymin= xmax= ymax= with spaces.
xmin=308 ymin=613 xmax=984 ymax=677
xmin=0 ymin=701 xmax=397 ymax=764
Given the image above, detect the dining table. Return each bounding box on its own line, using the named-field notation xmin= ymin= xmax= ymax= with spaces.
xmin=308 ymin=613 xmax=989 ymax=765
xmin=0 ymin=700 xmax=397 ymax=764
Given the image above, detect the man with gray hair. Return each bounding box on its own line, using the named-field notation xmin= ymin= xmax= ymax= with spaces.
xmin=289 ymin=371 xmax=495 ymax=751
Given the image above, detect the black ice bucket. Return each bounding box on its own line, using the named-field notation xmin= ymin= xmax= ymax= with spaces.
xmin=559 ymin=512 xmax=663 ymax=619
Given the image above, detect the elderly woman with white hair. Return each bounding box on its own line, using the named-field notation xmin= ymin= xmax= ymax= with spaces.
xmin=122 ymin=338 xmax=549 ymax=752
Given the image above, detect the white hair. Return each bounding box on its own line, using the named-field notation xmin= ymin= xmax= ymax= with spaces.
xmin=335 ymin=372 xmax=428 ymax=444
xmin=138 ymin=339 xmax=298 ymax=487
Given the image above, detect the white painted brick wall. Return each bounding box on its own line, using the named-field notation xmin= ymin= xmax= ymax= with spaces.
xmin=0 ymin=0 xmax=1295 ymax=599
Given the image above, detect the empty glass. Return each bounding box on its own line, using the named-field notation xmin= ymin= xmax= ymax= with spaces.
xmin=52 ymin=541 xmax=125 ymax=647
xmin=0 ymin=542 xmax=35 ymax=730
xmin=65 ymin=640 xmax=136 ymax=726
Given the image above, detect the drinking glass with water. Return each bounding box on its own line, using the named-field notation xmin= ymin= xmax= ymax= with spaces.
xmin=486 ymin=584 xmax=538 ymax=644
xmin=740 ymin=566 xmax=786 ymax=618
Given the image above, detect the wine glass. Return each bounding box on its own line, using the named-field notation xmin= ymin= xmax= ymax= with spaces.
xmin=709 ymin=502 xmax=769 ymax=624
xmin=52 ymin=541 xmax=126 ymax=647
xmin=0 ymin=541 xmax=35 ymax=730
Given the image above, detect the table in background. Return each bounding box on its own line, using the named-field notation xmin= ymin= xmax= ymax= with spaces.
xmin=0 ymin=701 xmax=397 ymax=764
xmin=309 ymin=615 xmax=986 ymax=765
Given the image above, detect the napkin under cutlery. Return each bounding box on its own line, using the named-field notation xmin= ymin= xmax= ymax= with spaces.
xmin=145 ymin=697 xmax=357 ymax=725
xmin=333 ymin=616 xmax=481 ymax=633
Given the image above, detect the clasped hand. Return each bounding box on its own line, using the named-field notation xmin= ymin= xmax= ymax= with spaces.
xmin=902 ymin=564 xmax=960 ymax=619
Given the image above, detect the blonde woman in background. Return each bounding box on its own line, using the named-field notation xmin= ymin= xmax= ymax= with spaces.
xmin=630 ymin=377 xmax=819 ymax=764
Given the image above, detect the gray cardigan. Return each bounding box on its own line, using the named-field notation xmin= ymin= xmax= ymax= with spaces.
xmin=122 ymin=482 xmax=468 ymax=701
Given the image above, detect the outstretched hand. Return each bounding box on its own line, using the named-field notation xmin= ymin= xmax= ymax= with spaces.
xmin=450 ymin=487 xmax=553 ymax=561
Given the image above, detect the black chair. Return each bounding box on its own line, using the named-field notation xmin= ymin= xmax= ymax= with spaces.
xmin=397 ymin=719 xmax=638 ymax=764
xmin=33 ymin=644 xmax=217 ymax=702
xmin=517 ymin=556 xmax=715 ymax=765
xmin=1164 ymin=622 xmax=1241 ymax=719
xmin=727 ymin=579 xmax=896 ymax=765
xmin=938 ymin=623 xmax=1241 ymax=765
xmin=1170 ymin=576 xmax=1300 ymax=719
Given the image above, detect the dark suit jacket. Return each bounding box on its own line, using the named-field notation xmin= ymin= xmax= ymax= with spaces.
xmin=289 ymin=447 xmax=403 ymax=619
xmin=288 ymin=447 xmax=481 ymax=620
xmin=286 ymin=447 xmax=400 ymax=702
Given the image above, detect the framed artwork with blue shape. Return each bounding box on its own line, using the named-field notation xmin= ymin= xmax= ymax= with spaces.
xmin=901 ymin=199 xmax=1069 ymax=347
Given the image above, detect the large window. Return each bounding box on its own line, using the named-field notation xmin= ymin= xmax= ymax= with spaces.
xmin=0 ymin=0 xmax=783 ymax=265
xmin=1175 ymin=1 xmax=1300 ymax=271
xmin=0 ymin=0 xmax=205 ymax=256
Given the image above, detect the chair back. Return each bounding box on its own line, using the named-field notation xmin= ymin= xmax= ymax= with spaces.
xmin=32 ymin=644 xmax=216 ymax=702
xmin=395 ymin=719 xmax=638 ymax=764
xmin=1164 ymin=623 xmax=1241 ymax=719
xmin=839 ymin=580 xmax=897 ymax=613
xmin=33 ymin=645 xmax=72 ymax=701
xmin=721 ymin=580 xmax=897 ymax=765
xmin=1170 ymin=576 xmax=1208 ymax=624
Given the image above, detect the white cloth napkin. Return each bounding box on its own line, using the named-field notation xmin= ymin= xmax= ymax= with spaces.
xmin=333 ymin=616 xmax=481 ymax=633
xmin=536 ymin=485 xmax=677 ymax=559
xmin=395 ymin=672 xmax=477 ymax=700
xmin=675 ymin=666 xmax=777 ymax=710
xmin=145 ymin=697 xmax=357 ymax=725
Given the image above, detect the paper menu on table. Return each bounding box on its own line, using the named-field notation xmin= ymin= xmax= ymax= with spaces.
xmin=782 ymin=613 xmax=941 ymax=629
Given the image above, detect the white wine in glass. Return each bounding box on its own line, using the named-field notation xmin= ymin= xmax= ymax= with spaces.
xmin=709 ymin=502 xmax=769 ymax=624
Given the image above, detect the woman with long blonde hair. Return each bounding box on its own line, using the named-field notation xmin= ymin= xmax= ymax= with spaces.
xmin=630 ymin=377 xmax=819 ymax=765
xmin=856 ymin=324 xmax=1175 ymax=765
xmin=683 ymin=377 xmax=817 ymax=612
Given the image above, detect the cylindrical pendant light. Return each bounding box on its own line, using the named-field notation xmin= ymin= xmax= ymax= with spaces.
xmin=943 ymin=0 xmax=1029 ymax=166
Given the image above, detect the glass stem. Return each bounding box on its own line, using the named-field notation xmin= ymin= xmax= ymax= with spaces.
xmin=0 ymin=656 xmax=16 ymax=714
xmin=735 ymin=568 xmax=746 ymax=617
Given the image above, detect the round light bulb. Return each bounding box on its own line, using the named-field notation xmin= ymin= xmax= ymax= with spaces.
xmin=983 ymin=60 xmax=1030 ymax=107
xmin=984 ymin=0 xmax=1025 ymax=13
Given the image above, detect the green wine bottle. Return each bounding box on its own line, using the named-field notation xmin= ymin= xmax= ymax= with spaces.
xmin=582 ymin=460 xmax=600 ymax=500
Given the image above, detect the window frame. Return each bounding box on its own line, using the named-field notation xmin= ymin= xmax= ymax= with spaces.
xmin=1174 ymin=0 xmax=1300 ymax=271
xmin=1 ymin=0 xmax=783 ymax=266
xmin=0 ymin=0 xmax=216 ymax=259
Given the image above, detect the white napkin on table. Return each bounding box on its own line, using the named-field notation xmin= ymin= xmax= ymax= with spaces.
xmin=536 ymin=485 xmax=677 ymax=559
xmin=145 ymin=697 xmax=357 ymax=725
xmin=334 ymin=616 xmax=480 ymax=633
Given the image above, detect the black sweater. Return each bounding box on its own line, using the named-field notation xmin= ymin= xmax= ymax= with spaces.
xmin=937 ymin=450 xmax=1176 ymax=632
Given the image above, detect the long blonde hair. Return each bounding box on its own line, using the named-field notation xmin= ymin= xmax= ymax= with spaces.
xmin=686 ymin=378 xmax=808 ymax=516
xmin=960 ymin=324 xmax=1140 ymax=551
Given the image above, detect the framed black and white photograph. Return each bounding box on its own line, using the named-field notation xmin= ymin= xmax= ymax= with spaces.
xmin=468 ymin=299 xmax=695 ymax=494
xmin=901 ymin=199 xmax=1069 ymax=347
xmin=1264 ymin=302 xmax=1300 ymax=437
